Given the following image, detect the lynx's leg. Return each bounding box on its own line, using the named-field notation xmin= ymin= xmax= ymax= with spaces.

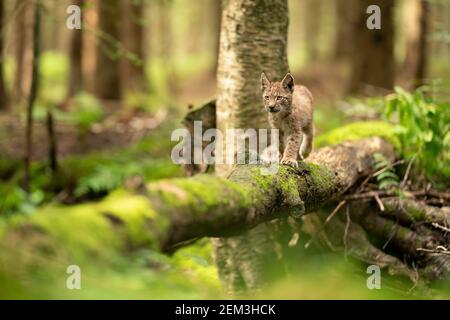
xmin=277 ymin=131 xmax=285 ymax=161
xmin=281 ymin=130 xmax=302 ymax=167
xmin=300 ymin=125 xmax=314 ymax=159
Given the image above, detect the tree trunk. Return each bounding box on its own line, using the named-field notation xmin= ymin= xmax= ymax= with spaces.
xmin=216 ymin=0 xmax=289 ymax=176
xmin=95 ymin=0 xmax=121 ymax=100
xmin=14 ymin=0 xmax=34 ymax=103
xmin=402 ymin=0 xmax=429 ymax=89
xmin=349 ymin=0 xmax=395 ymax=94
xmin=0 ymin=0 xmax=8 ymax=110
xmin=67 ymin=0 xmax=84 ymax=98
xmin=121 ymin=0 xmax=147 ymax=93
xmin=214 ymin=0 xmax=290 ymax=294
xmin=334 ymin=0 xmax=357 ymax=60
xmin=82 ymin=0 xmax=98 ymax=93
xmin=46 ymin=111 xmax=58 ymax=174
xmin=23 ymin=1 xmax=41 ymax=193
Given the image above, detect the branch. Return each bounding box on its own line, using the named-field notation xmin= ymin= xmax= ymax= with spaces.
xmin=0 ymin=138 xmax=395 ymax=276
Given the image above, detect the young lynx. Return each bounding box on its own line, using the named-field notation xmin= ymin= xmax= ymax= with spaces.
xmin=261 ymin=72 xmax=314 ymax=167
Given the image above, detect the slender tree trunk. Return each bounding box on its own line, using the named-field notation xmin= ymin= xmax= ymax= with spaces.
xmin=46 ymin=111 xmax=58 ymax=174
xmin=0 ymin=0 xmax=8 ymax=110
xmin=23 ymin=2 xmax=41 ymax=193
xmin=349 ymin=0 xmax=395 ymax=94
xmin=14 ymin=0 xmax=34 ymax=103
xmin=214 ymin=0 xmax=290 ymax=294
xmin=45 ymin=0 xmax=64 ymax=52
xmin=334 ymin=0 xmax=357 ymax=60
xmin=402 ymin=0 xmax=429 ymax=89
xmin=82 ymin=0 xmax=98 ymax=93
xmin=95 ymin=0 xmax=121 ymax=100
xmin=121 ymin=0 xmax=147 ymax=93
xmin=67 ymin=0 xmax=84 ymax=98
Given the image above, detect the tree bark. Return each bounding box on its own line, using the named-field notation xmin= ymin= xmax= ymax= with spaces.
xmin=82 ymin=0 xmax=98 ymax=93
xmin=402 ymin=0 xmax=429 ymax=89
xmin=14 ymin=0 xmax=34 ymax=103
xmin=67 ymin=0 xmax=84 ymax=98
xmin=46 ymin=111 xmax=58 ymax=174
xmin=95 ymin=0 xmax=122 ymax=100
xmin=349 ymin=0 xmax=395 ymax=94
xmin=214 ymin=0 xmax=290 ymax=294
xmin=334 ymin=0 xmax=357 ymax=60
xmin=121 ymin=0 xmax=147 ymax=93
xmin=0 ymin=0 xmax=8 ymax=110
xmin=216 ymin=0 xmax=289 ymax=175
xmin=23 ymin=1 xmax=41 ymax=193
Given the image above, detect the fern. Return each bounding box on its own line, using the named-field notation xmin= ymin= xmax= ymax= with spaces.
xmin=384 ymin=86 xmax=450 ymax=183
xmin=373 ymin=153 xmax=400 ymax=191
xmin=75 ymin=165 xmax=124 ymax=197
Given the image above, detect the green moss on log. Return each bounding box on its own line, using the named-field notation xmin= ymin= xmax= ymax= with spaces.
xmin=315 ymin=121 xmax=400 ymax=150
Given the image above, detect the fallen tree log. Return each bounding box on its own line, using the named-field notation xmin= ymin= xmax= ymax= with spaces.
xmin=0 ymin=137 xmax=395 ymax=277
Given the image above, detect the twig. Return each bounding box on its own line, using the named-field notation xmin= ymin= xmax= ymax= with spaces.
xmin=343 ymin=204 xmax=350 ymax=259
xmin=416 ymin=247 xmax=450 ymax=255
xmin=411 ymin=190 xmax=450 ymax=200
xmin=374 ymin=193 xmax=385 ymax=211
xmin=432 ymin=223 xmax=450 ymax=233
xmin=382 ymin=220 xmax=399 ymax=250
xmin=356 ymin=160 xmax=404 ymax=193
xmin=325 ymin=200 xmax=347 ymax=224
xmin=401 ymin=154 xmax=417 ymax=188
xmin=344 ymin=190 xmax=392 ymax=200
xmin=305 ymin=200 xmax=346 ymax=249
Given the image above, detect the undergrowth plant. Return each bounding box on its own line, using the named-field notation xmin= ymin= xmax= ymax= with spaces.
xmin=373 ymin=153 xmax=400 ymax=191
xmin=384 ymin=86 xmax=450 ymax=185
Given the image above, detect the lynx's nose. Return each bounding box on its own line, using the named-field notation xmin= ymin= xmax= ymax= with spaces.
xmin=269 ymin=106 xmax=276 ymax=112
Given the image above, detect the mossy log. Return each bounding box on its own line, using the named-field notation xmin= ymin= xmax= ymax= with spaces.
xmin=352 ymin=198 xmax=450 ymax=280
xmin=0 ymin=137 xmax=395 ymax=275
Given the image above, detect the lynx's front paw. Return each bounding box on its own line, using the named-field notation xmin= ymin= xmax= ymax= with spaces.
xmin=281 ymin=157 xmax=298 ymax=168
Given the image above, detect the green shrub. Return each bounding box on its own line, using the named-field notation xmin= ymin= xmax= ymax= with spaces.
xmin=384 ymin=87 xmax=450 ymax=183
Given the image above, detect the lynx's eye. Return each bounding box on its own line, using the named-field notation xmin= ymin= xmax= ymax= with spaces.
xmin=277 ymin=96 xmax=283 ymax=101
xmin=264 ymin=96 xmax=269 ymax=100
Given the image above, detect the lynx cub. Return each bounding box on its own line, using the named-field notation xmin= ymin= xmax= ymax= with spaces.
xmin=261 ymin=72 xmax=314 ymax=168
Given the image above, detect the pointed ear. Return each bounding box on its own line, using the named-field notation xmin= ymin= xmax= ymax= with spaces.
xmin=281 ymin=73 xmax=295 ymax=92
xmin=261 ymin=72 xmax=270 ymax=92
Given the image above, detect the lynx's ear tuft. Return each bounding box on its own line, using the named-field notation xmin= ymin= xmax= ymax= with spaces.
xmin=261 ymin=72 xmax=270 ymax=92
xmin=281 ymin=73 xmax=295 ymax=92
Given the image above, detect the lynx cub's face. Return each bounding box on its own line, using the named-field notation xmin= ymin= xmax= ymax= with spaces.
xmin=261 ymin=72 xmax=294 ymax=114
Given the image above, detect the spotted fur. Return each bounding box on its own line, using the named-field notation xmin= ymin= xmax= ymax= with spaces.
xmin=261 ymin=72 xmax=314 ymax=167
